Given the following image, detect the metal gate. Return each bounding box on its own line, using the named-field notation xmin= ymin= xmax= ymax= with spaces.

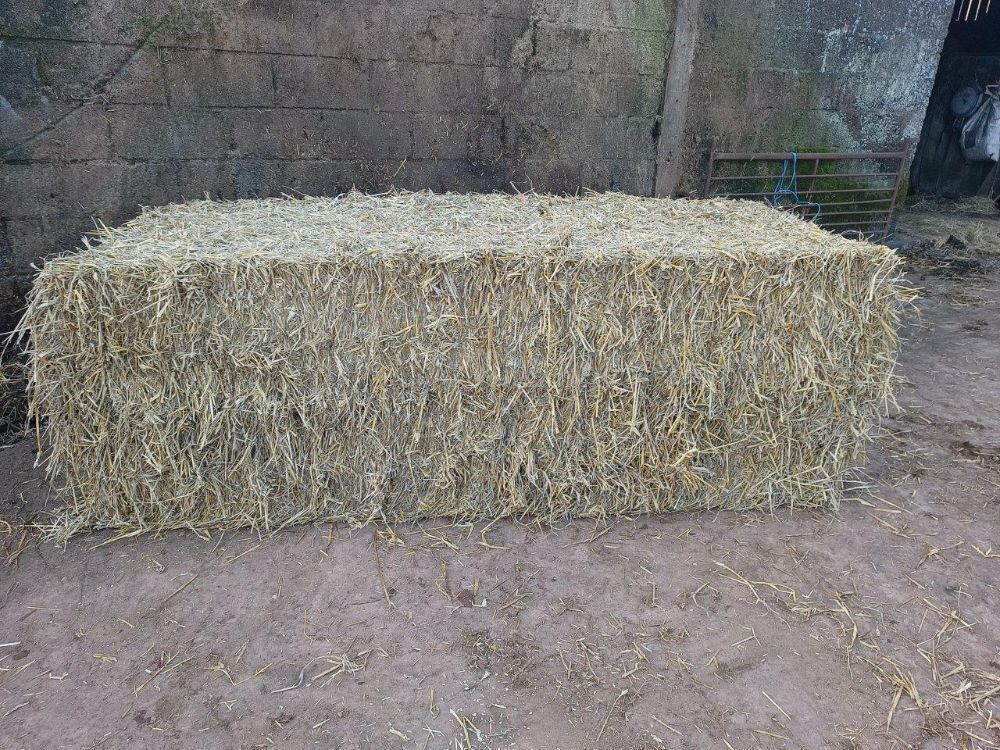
xmin=703 ymin=150 xmax=908 ymax=242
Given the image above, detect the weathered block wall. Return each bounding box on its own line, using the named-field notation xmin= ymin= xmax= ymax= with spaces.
xmin=0 ymin=0 xmax=673 ymax=331
xmin=676 ymin=0 xmax=954 ymax=193
xmin=0 ymin=0 xmax=953 ymax=330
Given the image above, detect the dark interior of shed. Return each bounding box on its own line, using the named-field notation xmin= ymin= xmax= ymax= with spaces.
xmin=911 ymin=0 xmax=1000 ymax=200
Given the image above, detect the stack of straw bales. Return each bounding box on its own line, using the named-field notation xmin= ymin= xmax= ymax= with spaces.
xmin=18 ymin=192 xmax=910 ymax=534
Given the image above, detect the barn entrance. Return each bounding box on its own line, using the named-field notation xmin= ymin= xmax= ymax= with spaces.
xmin=911 ymin=0 xmax=1000 ymax=200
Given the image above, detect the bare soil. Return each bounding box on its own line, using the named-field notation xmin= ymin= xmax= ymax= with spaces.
xmin=1 ymin=209 xmax=999 ymax=750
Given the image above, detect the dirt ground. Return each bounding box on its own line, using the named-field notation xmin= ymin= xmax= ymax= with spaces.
xmin=1 ymin=206 xmax=999 ymax=750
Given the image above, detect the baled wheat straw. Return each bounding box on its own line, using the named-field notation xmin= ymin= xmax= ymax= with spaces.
xmin=18 ymin=191 xmax=910 ymax=535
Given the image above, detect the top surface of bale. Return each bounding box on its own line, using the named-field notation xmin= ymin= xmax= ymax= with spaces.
xmin=56 ymin=191 xmax=889 ymax=268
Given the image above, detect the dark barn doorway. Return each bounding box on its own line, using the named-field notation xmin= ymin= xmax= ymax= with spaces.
xmin=911 ymin=0 xmax=1000 ymax=201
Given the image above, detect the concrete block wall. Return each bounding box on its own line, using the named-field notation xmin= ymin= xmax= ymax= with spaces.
xmin=0 ymin=0 xmax=953 ymax=330
xmin=0 ymin=0 xmax=673 ymax=331
xmin=677 ymin=0 xmax=954 ymax=193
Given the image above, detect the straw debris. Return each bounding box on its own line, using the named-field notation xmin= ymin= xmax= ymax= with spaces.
xmin=0 ymin=355 xmax=28 ymax=442
xmin=16 ymin=191 xmax=911 ymax=535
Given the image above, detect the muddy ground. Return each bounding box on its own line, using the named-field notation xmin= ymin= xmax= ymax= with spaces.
xmin=1 ymin=207 xmax=999 ymax=750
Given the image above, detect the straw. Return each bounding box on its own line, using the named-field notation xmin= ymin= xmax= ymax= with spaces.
xmin=0 ymin=356 xmax=28 ymax=442
xmin=14 ymin=190 xmax=913 ymax=536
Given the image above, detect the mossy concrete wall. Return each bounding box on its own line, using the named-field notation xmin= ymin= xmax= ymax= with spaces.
xmin=0 ymin=0 xmax=953 ymax=329
xmin=677 ymin=0 xmax=954 ymax=194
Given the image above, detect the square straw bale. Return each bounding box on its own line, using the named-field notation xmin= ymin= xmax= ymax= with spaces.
xmin=17 ymin=191 xmax=911 ymax=534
